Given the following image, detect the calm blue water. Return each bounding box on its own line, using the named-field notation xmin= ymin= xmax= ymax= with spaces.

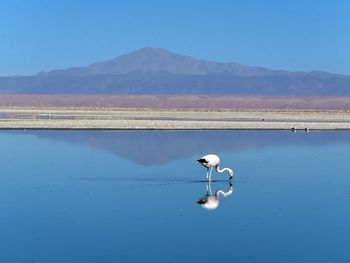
xmin=0 ymin=130 xmax=349 ymax=263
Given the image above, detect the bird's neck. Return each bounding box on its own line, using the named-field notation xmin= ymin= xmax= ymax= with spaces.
xmin=215 ymin=189 xmax=233 ymax=198
xmin=216 ymin=166 xmax=230 ymax=174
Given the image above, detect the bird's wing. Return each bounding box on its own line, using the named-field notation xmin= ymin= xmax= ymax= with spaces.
xmin=197 ymin=158 xmax=208 ymax=164
xmin=197 ymin=196 xmax=209 ymax=204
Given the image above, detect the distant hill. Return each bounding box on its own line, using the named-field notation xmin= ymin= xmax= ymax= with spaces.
xmin=1 ymin=47 xmax=350 ymax=95
xmin=26 ymin=130 xmax=350 ymax=165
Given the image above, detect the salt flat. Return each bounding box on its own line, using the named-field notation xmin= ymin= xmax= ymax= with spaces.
xmin=1 ymin=107 xmax=350 ymax=130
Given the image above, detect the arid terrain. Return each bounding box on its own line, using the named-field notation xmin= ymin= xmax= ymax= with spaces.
xmin=1 ymin=95 xmax=350 ymax=110
xmin=0 ymin=95 xmax=350 ymax=129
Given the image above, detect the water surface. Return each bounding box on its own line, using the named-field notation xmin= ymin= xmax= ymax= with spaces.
xmin=0 ymin=130 xmax=349 ymax=262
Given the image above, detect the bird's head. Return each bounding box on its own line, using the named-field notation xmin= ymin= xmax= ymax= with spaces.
xmin=228 ymin=168 xmax=234 ymax=179
xmin=228 ymin=183 xmax=233 ymax=192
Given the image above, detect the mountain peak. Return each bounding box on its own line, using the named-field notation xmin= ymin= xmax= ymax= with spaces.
xmin=108 ymin=47 xmax=193 ymax=70
xmin=126 ymin=47 xmax=176 ymax=56
xmin=39 ymin=47 xmax=255 ymax=76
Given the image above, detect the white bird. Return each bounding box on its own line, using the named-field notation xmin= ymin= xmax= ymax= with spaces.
xmin=197 ymin=182 xmax=233 ymax=210
xmin=197 ymin=154 xmax=233 ymax=181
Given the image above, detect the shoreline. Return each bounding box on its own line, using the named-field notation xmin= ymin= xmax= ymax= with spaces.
xmin=2 ymin=95 xmax=350 ymax=110
xmin=1 ymin=107 xmax=350 ymax=130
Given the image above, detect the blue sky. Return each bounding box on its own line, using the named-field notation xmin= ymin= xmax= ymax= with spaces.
xmin=0 ymin=0 xmax=349 ymax=76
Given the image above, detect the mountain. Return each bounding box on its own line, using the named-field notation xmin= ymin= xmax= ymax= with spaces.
xmin=38 ymin=47 xmax=273 ymax=76
xmin=25 ymin=130 xmax=350 ymax=165
xmin=0 ymin=47 xmax=350 ymax=95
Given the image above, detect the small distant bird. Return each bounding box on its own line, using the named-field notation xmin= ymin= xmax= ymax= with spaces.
xmin=197 ymin=154 xmax=233 ymax=181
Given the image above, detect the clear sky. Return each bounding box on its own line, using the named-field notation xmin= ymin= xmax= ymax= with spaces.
xmin=0 ymin=0 xmax=349 ymax=76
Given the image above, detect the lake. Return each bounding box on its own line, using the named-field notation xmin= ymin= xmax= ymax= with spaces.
xmin=0 ymin=130 xmax=349 ymax=262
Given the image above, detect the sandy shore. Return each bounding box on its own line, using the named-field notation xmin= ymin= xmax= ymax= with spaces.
xmin=1 ymin=107 xmax=350 ymax=130
xmin=2 ymin=95 xmax=350 ymax=110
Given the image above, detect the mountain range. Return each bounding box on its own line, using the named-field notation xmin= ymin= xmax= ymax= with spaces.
xmin=30 ymin=130 xmax=350 ymax=165
xmin=1 ymin=47 xmax=350 ymax=95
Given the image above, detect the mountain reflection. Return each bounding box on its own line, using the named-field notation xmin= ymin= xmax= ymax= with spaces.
xmin=16 ymin=130 xmax=350 ymax=165
xmin=197 ymin=182 xmax=233 ymax=210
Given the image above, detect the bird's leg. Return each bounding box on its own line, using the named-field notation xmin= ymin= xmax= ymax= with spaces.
xmin=208 ymin=167 xmax=213 ymax=182
xmin=208 ymin=181 xmax=213 ymax=196
xmin=206 ymin=168 xmax=209 ymax=181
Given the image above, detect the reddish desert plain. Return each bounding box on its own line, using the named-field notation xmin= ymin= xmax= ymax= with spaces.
xmin=0 ymin=95 xmax=350 ymax=130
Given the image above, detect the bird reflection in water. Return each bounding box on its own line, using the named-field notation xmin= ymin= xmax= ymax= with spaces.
xmin=197 ymin=181 xmax=233 ymax=210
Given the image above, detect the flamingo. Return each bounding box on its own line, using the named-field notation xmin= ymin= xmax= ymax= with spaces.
xmin=197 ymin=154 xmax=233 ymax=181
xmin=197 ymin=182 xmax=233 ymax=210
